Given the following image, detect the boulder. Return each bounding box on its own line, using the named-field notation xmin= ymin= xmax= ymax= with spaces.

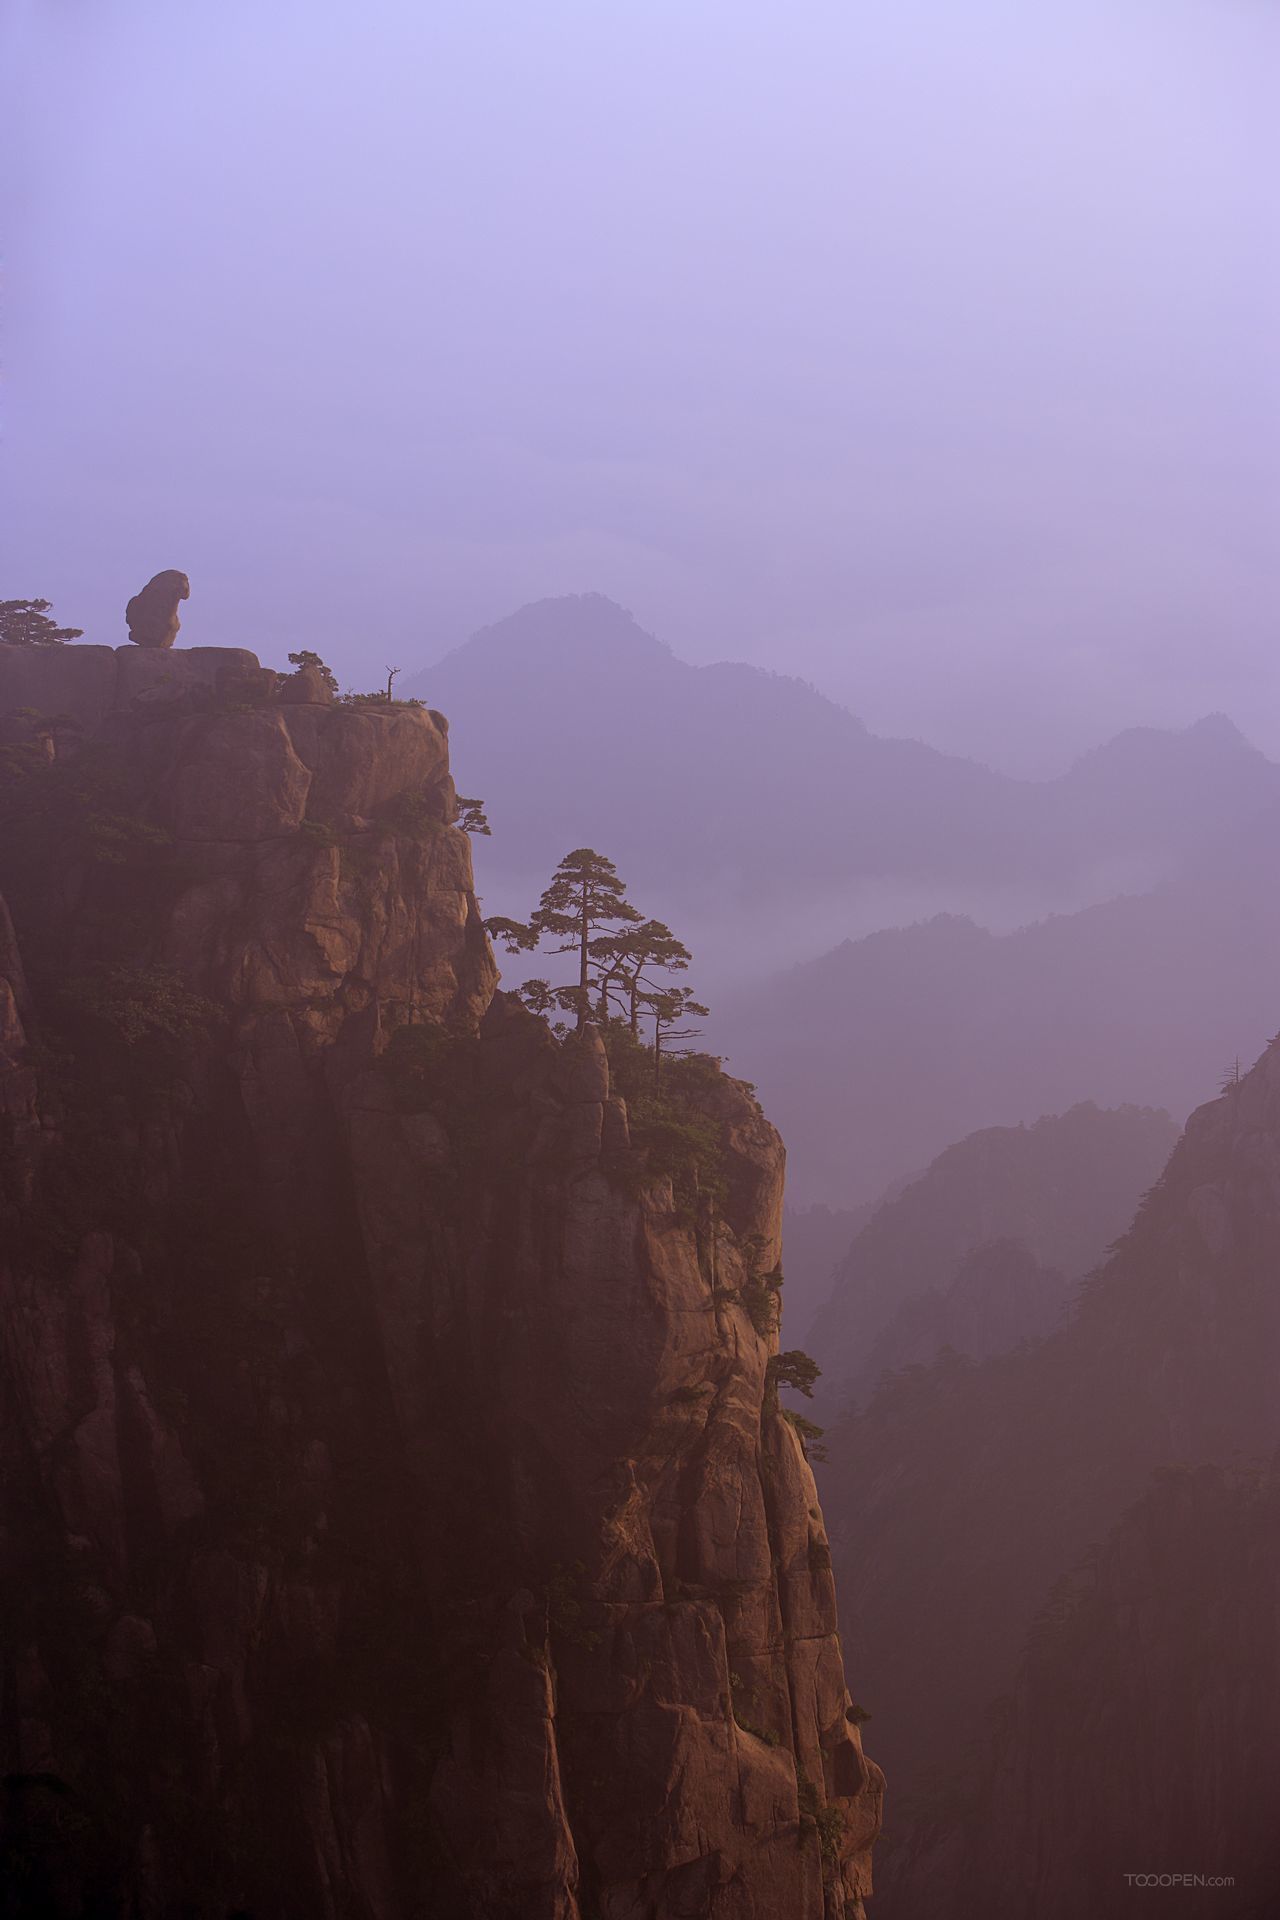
xmin=125 ymin=569 xmax=190 ymax=649
xmin=278 ymin=664 xmax=335 ymax=706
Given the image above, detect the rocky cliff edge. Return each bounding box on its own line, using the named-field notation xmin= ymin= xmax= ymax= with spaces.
xmin=0 ymin=645 xmax=880 ymax=1919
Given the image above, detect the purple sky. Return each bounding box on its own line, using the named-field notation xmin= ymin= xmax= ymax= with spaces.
xmin=3 ymin=0 xmax=1276 ymax=773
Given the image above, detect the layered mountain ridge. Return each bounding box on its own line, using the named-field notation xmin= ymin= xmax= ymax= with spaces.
xmin=402 ymin=595 xmax=1280 ymax=1210
xmin=806 ymin=1102 xmax=1179 ymax=1409
xmin=407 ymin=595 xmax=1279 ymax=948
xmin=724 ymin=842 xmax=1280 ymax=1205
xmin=0 ymin=642 xmax=879 ymax=1919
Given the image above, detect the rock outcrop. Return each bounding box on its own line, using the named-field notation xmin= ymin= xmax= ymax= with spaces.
xmin=0 ymin=646 xmax=879 ymax=1917
xmin=125 ymin=569 xmax=190 ymax=648
xmin=0 ymin=639 xmax=259 ymax=733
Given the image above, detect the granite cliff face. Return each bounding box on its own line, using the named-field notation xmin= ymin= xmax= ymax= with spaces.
xmin=0 ymin=644 xmax=879 ymax=1918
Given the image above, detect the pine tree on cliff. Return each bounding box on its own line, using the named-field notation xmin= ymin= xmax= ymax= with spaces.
xmin=454 ymin=795 xmax=491 ymax=836
xmin=487 ymin=848 xmax=642 ymax=1030
xmin=647 ymin=984 xmax=709 ymax=1086
xmin=592 ymin=918 xmax=692 ymax=1033
xmin=0 ymin=598 xmax=84 ymax=646
xmin=287 ymin=648 xmax=339 ymax=695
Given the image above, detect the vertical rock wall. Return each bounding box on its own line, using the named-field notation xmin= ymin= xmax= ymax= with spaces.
xmin=0 ymin=650 xmax=880 ymax=1918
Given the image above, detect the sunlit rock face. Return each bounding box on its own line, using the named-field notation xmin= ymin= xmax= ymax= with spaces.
xmin=0 ymin=645 xmax=879 ymax=1919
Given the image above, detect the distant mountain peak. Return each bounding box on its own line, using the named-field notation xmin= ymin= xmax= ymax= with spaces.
xmin=428 ymin=593 xmax=677 ymax=675
xmin=409 ymin=592 xmax=885 ymax=751
xmin=1186 ymin=710 xmax=1250 ymax=744
xmin=1062 ymin=710 xmax=1261 ymax=780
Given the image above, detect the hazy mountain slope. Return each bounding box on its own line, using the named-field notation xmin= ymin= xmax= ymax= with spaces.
xmin=958 ymin=1461 xmax=1280 ymax=1918
xmin=1050 ymin=710 xmax=1275 ymax=854
xmin=819 ymin=1043 xmax=1280 ymax=1917
xmin=408 ymin=596 xmax=1279 ymax=975
xmin=719 ymin=822 xmax=1280 ymax=1206
xmin=781 ymin=1202 xmax=876 ymax=1347
xmin=806 ymin=1103 xmax=1178 ymax=1404
xmin=852 ymin=1235 xmax=1070 ymax=1392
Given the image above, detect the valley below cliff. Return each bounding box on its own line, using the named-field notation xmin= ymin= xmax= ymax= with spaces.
xmin=815 ymin=1040 xmax=1280 ymax=1918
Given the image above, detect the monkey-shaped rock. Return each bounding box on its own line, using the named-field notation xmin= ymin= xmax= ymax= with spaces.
xmin=126 ymin=570 xmax=190 ymax=649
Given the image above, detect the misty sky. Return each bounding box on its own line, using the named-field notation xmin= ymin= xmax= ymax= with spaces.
xmin=3 ymin=0 xmax=1276 ymax=773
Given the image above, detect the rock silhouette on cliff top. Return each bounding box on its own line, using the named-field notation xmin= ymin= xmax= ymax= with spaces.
xmin=125 ymin=568 xmax=190 ymax=649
